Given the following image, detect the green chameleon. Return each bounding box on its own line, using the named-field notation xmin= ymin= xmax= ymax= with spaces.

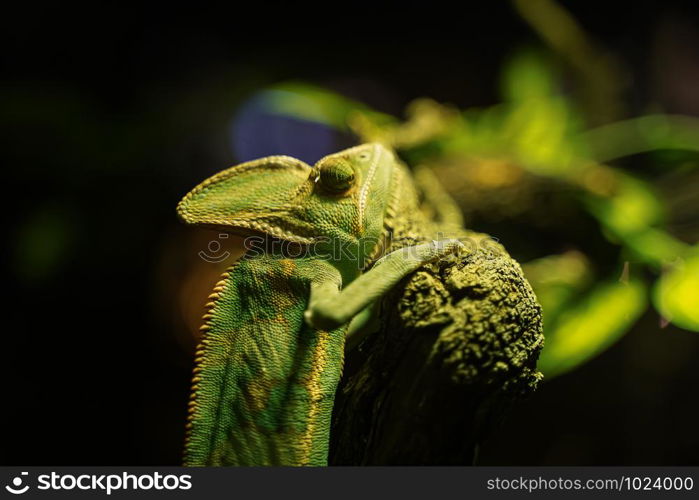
xmin=177 ymin=143 xmax=515 ymax=466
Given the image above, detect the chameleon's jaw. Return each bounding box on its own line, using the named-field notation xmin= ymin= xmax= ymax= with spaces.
xmin=177 ymin=155 xmax=319 ymax=244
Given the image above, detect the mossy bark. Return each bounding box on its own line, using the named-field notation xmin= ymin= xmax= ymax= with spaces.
xmin=329 ymin=243 xmax=544 ymax=465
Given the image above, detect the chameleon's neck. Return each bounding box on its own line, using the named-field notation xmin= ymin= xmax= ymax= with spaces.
xmin=325 ymin=162 xmax=429 ymax=276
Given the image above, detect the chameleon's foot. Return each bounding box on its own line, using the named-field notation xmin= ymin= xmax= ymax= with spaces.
xmin=428 ymin=238 xmax=466 ymax=259
xmin=375 ymin=238 xmax=465 ymax=268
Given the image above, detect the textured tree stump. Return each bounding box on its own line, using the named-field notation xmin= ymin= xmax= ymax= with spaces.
xmin=329 ymin=240 xmax=544 ymax=465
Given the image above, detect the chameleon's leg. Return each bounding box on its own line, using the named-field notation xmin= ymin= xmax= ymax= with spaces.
xmin=305 ymin=239 xmax=464 ymax=330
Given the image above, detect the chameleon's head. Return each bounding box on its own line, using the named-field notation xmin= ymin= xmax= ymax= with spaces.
xmin=177 ymin=143 xmax=395 ymax=266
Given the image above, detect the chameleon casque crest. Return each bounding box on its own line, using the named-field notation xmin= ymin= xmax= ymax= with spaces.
xmin=176 ymin=143 xmax=535 ymax=465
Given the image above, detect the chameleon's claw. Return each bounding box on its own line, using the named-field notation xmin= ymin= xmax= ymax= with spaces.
xmin=431 ymin=238 xmax=465 ymax=254
xmin=424 ymin=238 xmax=465 ymax=262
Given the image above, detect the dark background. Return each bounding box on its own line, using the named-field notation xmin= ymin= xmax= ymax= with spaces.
xmin=2 ymin=1 xmax=698 ymax=465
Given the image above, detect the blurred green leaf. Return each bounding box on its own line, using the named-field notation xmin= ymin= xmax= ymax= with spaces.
xmin=584 ymin=174 xmax=689 ymax=266
xmin=505 ymin=97 xmax=579 ymax=174
xmin=523 ymin=251 xmax=592 ymax=326
xmin=539 ymin=279 xmax=647 ymax=378
xmin=621 ymin=228 xmax=690 ymax=267
xmin=500 ymin=50 xmax=556 ymax=101
xmin=653 ymin=247 xmax=699 ymax=332
xmin=586 ymin=175 xmax=662 ymax=235
xmin=581 ymin=115 xmax=699 ymax=163
xmin=259 ymin=82 xmax=394 ymax=132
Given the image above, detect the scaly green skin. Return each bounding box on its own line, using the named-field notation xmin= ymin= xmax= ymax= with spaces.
xmin=178 ymin=144 xmax=463 ymax=466
xmin=184 ymin=256 xmax=345 ymax=465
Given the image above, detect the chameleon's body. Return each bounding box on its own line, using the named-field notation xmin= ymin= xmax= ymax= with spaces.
xmin=177 ymin=144 xmax=468 ymax=466
xmin=183 ymin=257 xmax=345 ymax=465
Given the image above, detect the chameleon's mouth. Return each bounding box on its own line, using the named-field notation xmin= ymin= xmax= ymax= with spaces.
xmin=177 ymin=156 xmax=319 ymax=244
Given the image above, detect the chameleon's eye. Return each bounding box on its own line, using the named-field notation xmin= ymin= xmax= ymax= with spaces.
xmin=317 ymin=161 xmax=355 ymax=194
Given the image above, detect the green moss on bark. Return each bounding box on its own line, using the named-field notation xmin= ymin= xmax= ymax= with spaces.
xmin=330 ymin=236 xmax=543 ymax=465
